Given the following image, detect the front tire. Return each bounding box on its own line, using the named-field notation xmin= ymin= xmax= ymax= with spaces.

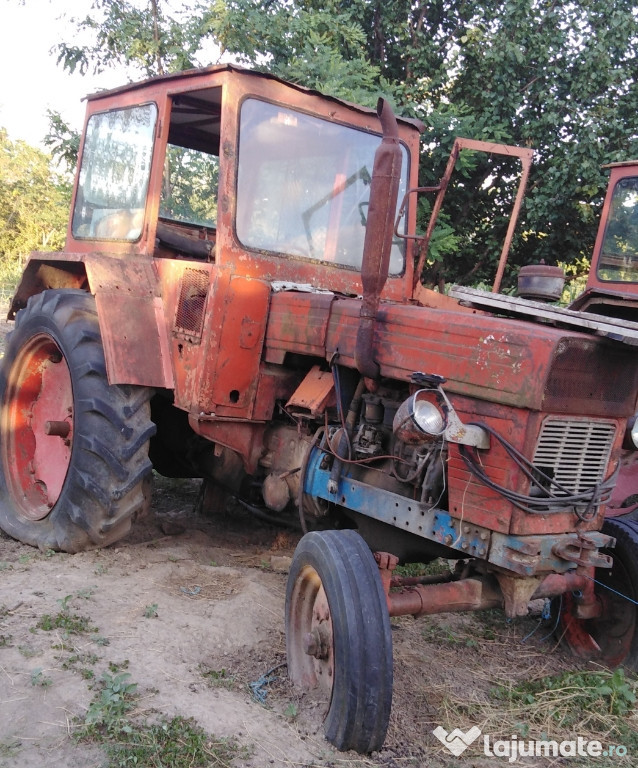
xmin=285 ymin=529 xmax=393 ymax=753
xmin=0 ymin=289 xmax=155 ymax=552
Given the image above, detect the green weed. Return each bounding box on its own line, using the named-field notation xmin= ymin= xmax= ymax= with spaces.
xmin=37 ymin=611 xmax=96 ymax=636
xmin=30 ymin=667 xmax=52 ymax=687
xmin=440 ymin=667 xmax=638 ymax=761
xmin=0 ymin=739 xmax=21 ymax=758
xmin=62 ymin=652 xmax=99 ymax=671
xmin=101 ymin=715 xmax=245 ymax=768
xmin=143 ymin=603 xmax=158 ymax=618
xmin=83 ymin=672 xmax=138 ymax=734
xmin=394 ymin=559 xmax=449 ymax=578
xmin=493 ymin=667 xmax=637 ymax=720
xmin=201 ymin=667 xmax=236 ymax=689
xmin=36 ymin=594 xmax=98 ymax=637
xmin=18 ymin=644 xmax=39 ymax=658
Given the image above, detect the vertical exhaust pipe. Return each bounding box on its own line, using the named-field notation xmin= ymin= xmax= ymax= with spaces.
xmin=355 ymin=98 xmax=403 ymax=379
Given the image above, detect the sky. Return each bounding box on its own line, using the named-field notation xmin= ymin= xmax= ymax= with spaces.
xmin=0 ymin=1 xmax=129 ymax=147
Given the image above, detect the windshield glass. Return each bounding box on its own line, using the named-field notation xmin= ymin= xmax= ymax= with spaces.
xmin=72 ymin=103 xmax=157 ymax=241
xmin=597 ymin=176 xmax=638 ymax=282
xmin=236 ymin=99 xmax=408 ymax=273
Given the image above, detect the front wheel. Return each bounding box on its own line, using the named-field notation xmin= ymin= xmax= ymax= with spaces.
xmin=0 ymin=289 xmax=155 ymax=552
xmin=285 ymin=529 xmax=393 ymax=753
xmin=556 ymin=518 xmax=638 ymax=669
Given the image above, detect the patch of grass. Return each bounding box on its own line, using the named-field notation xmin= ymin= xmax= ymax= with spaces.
xmin=18 ymin=644 xmax=39 ymax=658
xmin=0 ymin=561 xmax=11 ymax=572
xmin=30 ymin=667 xmax=53 ymax=687
xmin=492 ymin=667 xmax=636 ymax=721
xmin=103 ymin=715 xmax=246 ymax=768
xmin=37 ymin=611 xmax=96 ymax=636
xmin=75 ymin=587 xmax=97 ymax=600
xmin=77 ymin=672 xmax=247 ymax=768
xmin=143 ymin=603 xmax=158 ymax=618
xmin=36 ymin=594 xmax=98 ymax=637
xmin=0 ymin=634 xmax=13 ymax=647
xmin=62 ymin=651 xmax=99 ymax=672
xmin=0 ymin=739 xmax=21 ymax=758
xmin=442 ymin=667 xmax=638 ymax=762
xmin=394 ymin=559 xmax=449 ymax=578
xmin=108 ymin=660 xmax=130 ymax=673
xmin=201 ymin=666 xmax=236 ymax=689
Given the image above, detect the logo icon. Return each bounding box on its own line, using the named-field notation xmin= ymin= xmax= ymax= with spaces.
xmin=433 ymin=725 xmax=482 ymax=756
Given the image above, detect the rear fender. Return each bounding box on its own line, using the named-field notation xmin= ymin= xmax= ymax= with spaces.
xmin=8 ymin=253 xmax=174 ymax=390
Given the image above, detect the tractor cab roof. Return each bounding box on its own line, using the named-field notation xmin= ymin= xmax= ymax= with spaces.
xmin=84 ymin=63 xmax=424 ymax=133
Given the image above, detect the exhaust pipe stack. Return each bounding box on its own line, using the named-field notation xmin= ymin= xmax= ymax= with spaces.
xmin=355 ymin=98 xmax=403 ymax=380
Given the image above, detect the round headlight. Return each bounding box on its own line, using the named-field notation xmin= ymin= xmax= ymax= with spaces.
xmin=393 ymin=391 xmax=447 ymax=444
xmin=631 ymin=417 xmax=638 ymax=449
xmin=412 ymin=399 xmax=445 ymax=435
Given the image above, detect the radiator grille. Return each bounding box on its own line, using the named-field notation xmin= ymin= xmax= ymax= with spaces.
xmin=174 ymin=268 xmax=209 ymax=341
xmin=533 ymin=418 xmax=616 ymax=493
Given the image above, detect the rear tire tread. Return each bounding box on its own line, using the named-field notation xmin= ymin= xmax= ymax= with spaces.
xmin=0 ymin=289 xmax=155 ymax=552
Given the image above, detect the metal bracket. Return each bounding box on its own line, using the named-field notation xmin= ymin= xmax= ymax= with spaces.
xmin=552 ymin=532 xmax=614 ymax=569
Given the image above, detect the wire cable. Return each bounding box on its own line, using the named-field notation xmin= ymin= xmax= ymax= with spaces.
xmin=458 ymin=422 xmax=616 ymax=521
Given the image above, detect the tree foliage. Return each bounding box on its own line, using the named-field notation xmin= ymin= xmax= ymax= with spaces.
xmin=0 ymin=130 xmax=70 ymax=286
xmin=50 ymin=0 xmax=638 ymax=288
xmin=55 ymin=0 xmax=211 ymax=77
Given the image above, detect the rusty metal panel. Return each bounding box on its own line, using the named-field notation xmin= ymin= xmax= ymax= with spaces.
xmin=85 ymin=254 xmax=174 ymax=388
xmin=446 ymin=405 xmax=528 ymax=534
xmin=94 ymin=292 xmax=174 ymax=388
xmin=264 ymin=291 xmax=335 ymax=361
xmin=202 ymin=276 xmax=270 ymax=416
xmin=286 ymin=365 xmax=335 ymax=418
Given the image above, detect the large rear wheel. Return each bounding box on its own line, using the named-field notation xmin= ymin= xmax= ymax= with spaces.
xmin=556 ymin=518 xmax=638 ymax=669
xmin=0 ymin=289 xmax=155 ymax=552
xmin=285 ymin=529 xmax=393 ymax=753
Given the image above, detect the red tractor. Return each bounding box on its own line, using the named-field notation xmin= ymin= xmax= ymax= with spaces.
xmin=1 ymin=66 xmax=638 ymax=753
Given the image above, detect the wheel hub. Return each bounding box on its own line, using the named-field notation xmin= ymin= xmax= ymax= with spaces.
xmin=3 ymin=334 xmax=74 ymax=520
xmin=303 ymin=623 xmax=332 ymax=660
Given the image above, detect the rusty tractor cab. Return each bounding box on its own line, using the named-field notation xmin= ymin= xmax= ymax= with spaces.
xmin=2 ymin=65 xmax=638 ymax=753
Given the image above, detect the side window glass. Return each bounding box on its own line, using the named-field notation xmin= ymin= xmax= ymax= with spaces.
xmin=72 ymin=104 xmax=157 ymax=241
